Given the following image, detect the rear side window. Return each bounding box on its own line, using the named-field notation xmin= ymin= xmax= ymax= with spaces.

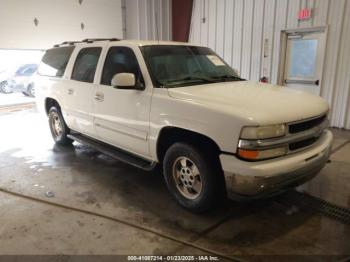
xmin=71 ymin=47 xmax=102 ymax=83
xmin=38 ymin=46 xmax=74 ymax=77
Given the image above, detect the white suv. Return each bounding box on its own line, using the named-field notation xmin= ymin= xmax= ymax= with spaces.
xmin=35 ymin=38 xmax=333 ymax=213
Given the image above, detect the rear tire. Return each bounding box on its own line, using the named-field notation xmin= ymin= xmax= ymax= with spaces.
xmin=27 ymin=83 xmax=35 ymax=97
xmin=163 ymin=142 xmax=224 ymax=213
xmin=48 ymin=107 xmax=73 ymax=146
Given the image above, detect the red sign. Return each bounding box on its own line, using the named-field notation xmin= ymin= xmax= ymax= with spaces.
xmin=298 ymin=8 xmax=312 ymax=20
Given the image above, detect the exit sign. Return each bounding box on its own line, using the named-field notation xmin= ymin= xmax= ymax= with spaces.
xmin=298 ymin=8 xmax=312 ymax=20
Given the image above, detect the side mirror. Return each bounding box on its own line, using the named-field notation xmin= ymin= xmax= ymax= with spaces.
xmin=111 ymin=73 xmax=136 ymax=89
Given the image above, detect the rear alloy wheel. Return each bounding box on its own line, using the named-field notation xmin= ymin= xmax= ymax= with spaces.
xmin=27 ymin=84 xmax=35 ymax=97
xmin=163 ymin=142 xmax=224 ymax=213
xmin=48 ymin=107 xmax=73 ymax=146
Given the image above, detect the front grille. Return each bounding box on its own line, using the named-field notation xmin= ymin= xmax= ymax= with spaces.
xmin=289 ymin=115 xmax=327 ymax=134
xmin=238 ymin=113 xmax=328 ymax=159
xmin=289 ymin=136 xmax=319 ymax=151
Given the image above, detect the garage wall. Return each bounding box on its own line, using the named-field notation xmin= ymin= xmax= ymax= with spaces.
xmin=0 ymin=0 xmax=123 ymax=50
xmin=124 ymin=0 xmax=172 ymax=41
xmin=189 ymin=0 xmax=350 ymax=129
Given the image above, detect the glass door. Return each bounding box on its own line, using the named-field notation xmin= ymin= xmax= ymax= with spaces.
xmin=283 ymin=31 xmax=326 ymax=95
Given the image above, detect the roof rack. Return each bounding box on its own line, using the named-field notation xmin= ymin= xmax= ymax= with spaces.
xmin=53 ymin=41 xmax=82 ymax=47
xmin=82 ymin=38 xmax=121 ymax=43
xmin=53 ymin=38 xmax=121 ymax=47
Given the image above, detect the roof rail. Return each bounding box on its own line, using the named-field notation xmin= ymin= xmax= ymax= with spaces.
xmin=53 ymin=38 xmax=121 ymax=47
xmin=53 ymin=41 xmax=82 ymax=47
xmin=82 ymin=38 xmax=121 ymax=43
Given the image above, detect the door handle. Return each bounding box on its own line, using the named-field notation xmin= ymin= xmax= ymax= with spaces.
xmin=94 ymin=93 xmax=104 ymax=102
xmin=315 ymin=80 xmax=320 ymax=86
xmin=67 ymin=88 xmax=74 ymax=95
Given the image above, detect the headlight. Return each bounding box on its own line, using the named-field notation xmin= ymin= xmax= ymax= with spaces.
xmin=238 ymin=146 xmax=288 ymax=161
xmin=240 ymin=124 xmax=287 ymax=140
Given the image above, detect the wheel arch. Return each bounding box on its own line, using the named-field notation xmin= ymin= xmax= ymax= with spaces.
xmin=45 ymin=97 xmax=61 ymax=115
xmin=156 ymin=126 xmax=222 ymax=164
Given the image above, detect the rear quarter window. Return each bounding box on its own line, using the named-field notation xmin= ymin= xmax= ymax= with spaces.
xmin=38 ymin=46 xmax=75 ymax=77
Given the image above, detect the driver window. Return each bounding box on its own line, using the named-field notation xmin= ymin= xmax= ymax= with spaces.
xmin=101 ymin=47 xmax=144 ymax=86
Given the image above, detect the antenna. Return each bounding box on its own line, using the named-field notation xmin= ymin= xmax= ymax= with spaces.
xmin=155 ymin=12 xmax=160 ymax=44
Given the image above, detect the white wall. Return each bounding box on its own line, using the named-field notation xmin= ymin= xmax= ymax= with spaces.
xmin=0 ymin=0 xmax=123 ymax=50
xmin=190 ymin=0 xmax=350 ymax=129
xmin=124 ymin=0 xmax=172 ymax=41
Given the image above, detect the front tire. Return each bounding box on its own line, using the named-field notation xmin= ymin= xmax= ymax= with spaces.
xmin=0 ymin=81 xmax=12 ymax=94
xmin=163 ymin=142 xmax=224 ymax=213
xmin=48 ymin=107 xmax=73 ymax=146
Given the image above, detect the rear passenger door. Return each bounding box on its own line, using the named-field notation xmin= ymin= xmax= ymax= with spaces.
xmin=64 ymin=46 xmax=103 ymax=137
xmin=93 ymin=45 xmax=152 ymax=158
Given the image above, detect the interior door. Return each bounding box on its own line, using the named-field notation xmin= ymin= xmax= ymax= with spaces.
xmin=283 ymin=31 xmax=326 ymax=95
xmin=93 ymin=46 xmax=152 ymax=158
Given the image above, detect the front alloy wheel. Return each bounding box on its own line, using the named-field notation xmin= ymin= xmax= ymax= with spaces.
xmin=163 ymin=142 xmax=224 ymax=213
xmin=0 ymin=81 xmax=12 ymax=94
xmin=172 ymin=157 xmax=203 ymax=200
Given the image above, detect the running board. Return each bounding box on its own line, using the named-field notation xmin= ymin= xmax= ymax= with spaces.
xmin=67 ymin=133 xmax=157 ymax=171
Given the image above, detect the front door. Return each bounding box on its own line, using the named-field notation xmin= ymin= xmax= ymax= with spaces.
xmin=283 ymin=31 xmax=326 ymax=95
xmin=93 ymin=46 xmax=152 ymax=158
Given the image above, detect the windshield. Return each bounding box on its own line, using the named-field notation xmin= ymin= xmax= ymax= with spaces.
xmin=140 ymin=45 xmax=244 ymax=88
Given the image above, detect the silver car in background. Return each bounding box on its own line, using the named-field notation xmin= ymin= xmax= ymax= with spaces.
xmin=8 ymin=64 xmax=38 ymax=97
xmin=0 ymin=70 xmax=13 ymax=94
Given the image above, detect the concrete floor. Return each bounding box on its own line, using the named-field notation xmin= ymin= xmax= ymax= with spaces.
xmin=0 ymin=106 xmax=350 ymax=259
xmin=0 ymin=92 xmax=35 ymax=107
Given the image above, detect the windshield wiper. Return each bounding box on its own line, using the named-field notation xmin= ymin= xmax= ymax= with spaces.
xmin=211 ymin=74 xmax=245 ymax=81
xmin=163 ymin=75 xmax=217 ymax=85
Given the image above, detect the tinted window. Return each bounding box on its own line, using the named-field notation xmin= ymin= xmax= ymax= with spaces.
xmin=38 ymin=47 xmax=74 ymax=77
xmin=72 ymin=47 xmax=102 ymax=83
xmin=141 ymin=45 xmax=241 ymax=88
xmin=101 ymin=47 xmax=143 ymax=86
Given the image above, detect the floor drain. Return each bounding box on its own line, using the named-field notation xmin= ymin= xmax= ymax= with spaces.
xmin=277 ymin=190 xmax=350 ymax=225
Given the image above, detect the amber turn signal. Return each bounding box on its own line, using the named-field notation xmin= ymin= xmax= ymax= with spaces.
xmin=238 ymin=149 xmax=259 ymax=160
xmin=238 ymin=146 xmax=288 ymax=160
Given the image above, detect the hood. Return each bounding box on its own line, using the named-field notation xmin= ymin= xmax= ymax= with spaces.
xmin=167 ymin=81 xmax=329 ymax=125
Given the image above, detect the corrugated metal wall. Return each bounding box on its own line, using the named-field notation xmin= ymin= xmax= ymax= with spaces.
xmin=124 ymin=0 xmax=172 ymax=41
xmin=189 ymin=0 xmax=350 ymax=129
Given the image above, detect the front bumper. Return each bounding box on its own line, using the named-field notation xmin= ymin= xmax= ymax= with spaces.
xmin=220 ymin=130 xmax=333 ymax=200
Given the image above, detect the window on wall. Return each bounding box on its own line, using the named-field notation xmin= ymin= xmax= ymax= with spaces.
xmin=101 ymin=47 xmax=144 ymax=86
xmin=289 ymin=39 xmax=318 ymax=78
xmin=72 ymin=47 xmax=102 ymax=83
